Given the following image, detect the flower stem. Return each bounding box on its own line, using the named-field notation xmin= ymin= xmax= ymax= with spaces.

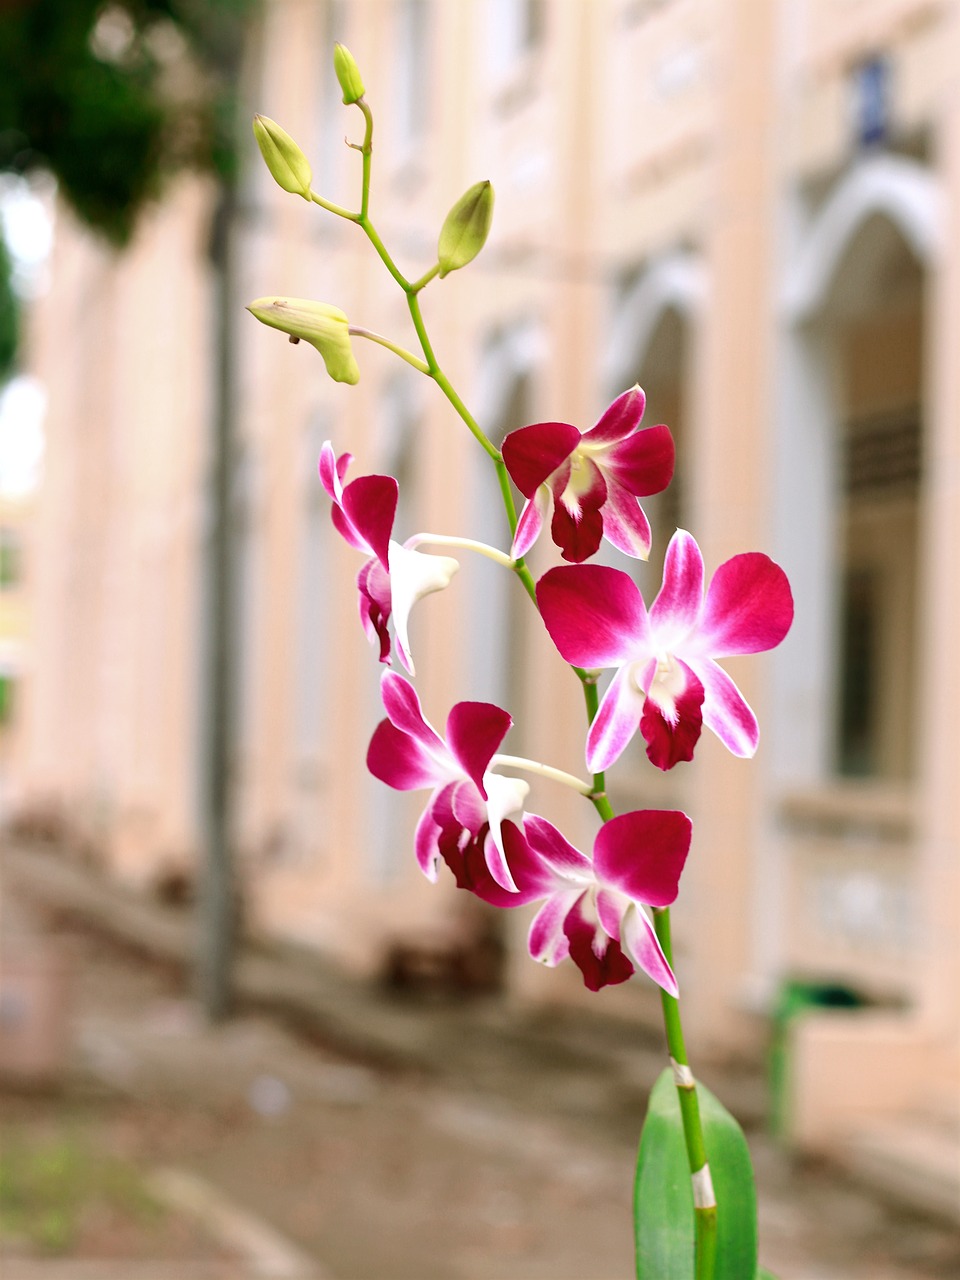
xmin=405 ymin=533 xmax=513 ymax=567
xmin=410 ymin=263 xmax=441 ymax=293
xmin=653 ymin=906 xmax=718 ymax=1280
xmin=309 ymin=192 xmax=360 ymax=221
xmin=360 ymin=216 xmax=411 ymax=291
xmin=357 ymin=98 xmax=374 ymax=221
xmin=349 ymin=327 xmax=429 ymax=373
xmin=489 ymin=754 xmax=592 ymax=795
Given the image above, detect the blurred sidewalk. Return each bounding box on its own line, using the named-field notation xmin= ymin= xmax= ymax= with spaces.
xmin=2 ymin=838 xmax=959 ymax=1279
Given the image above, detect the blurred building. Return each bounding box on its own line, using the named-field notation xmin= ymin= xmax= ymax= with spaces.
xmin=10 ymin=0 xmax=959 ymax=1206
xmin=0 ymin=493 xmax=30 ymax=806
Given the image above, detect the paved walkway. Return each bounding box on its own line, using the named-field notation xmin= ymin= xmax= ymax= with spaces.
xmin=3 ymin=839 xmax=959 ymax=1279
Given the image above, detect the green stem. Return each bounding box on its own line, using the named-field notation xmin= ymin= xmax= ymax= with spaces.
xmin=410 ymin=263 xmax=441 ymax=293
xmin=653 ymin=907 xmax=718 ymax=1280
xmin=360 ymin=216 xmax=411 ymax=291
xmin=358 ymin=98 xmax=374 ymax=221
xmin=349 ymin=327 xmax=429 ymax=373
xmin=309 ymin=191 xmax=360 ymax=221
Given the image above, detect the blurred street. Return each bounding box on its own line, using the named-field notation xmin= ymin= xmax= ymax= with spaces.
xmin=2 ymin=839 xmax=959 ymax=1280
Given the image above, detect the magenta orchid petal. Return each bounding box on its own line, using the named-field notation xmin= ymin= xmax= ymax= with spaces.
xmin=620 ymin=904 xmax=678 ymax=997
xmin=537 ymin=564 xmax=651 ymax=669
xmin=563 ymin=895 xmax=635 ymax=991
xmin=341 ymin=474 xmax=397 ymax=566
xmin=330 ymin=504 xmax=370 ymax=556
xmin=502 ymin=421 xmax=581 ymax=497
xmin=601 ymin=422 xmax=675 ymax=495
xmin=524 ymin=814 xmax=594 ymax=879
xmin=594 ymin=886 xmax=625 ymax=941
xmin=511 ymin=487 xmax=550 ymax=559
xmin=550 ymin=454 xmax=607 ymax=562
xmin=596 ymin=479 xmax=653 ymax=559
xmin=483 ymin=825 xmax=520 ymax=893
xmin=367 ymin=718 xmax=448 ymax=791
xmin=650 ymin=530 xmax=705 ymax=643
xmin=689 ymin=658 xmax=760 ymax=757
xmin=594 ymin=810 xmax=692 ymax=908
xmin=414 ymin=804 xmax=444 ymax=882
xmin=551 ymin=497 xmax=603 ymax=563
xmin=379 ymin=672 xmax=448 ymax=758
xmin=640 ymin=658 xmax=705 ymax=770
xmin=447 ymin=821 xmax=547 ymax=906
xmin=586 ymin=661 xmax=647 ymax=773
xmin=528 ymin=889 xmax=580 ymax=966
xmin=320 ymin=442 xmax=397 ymax=563
xmin=497 ymin=820 xmax=556 ymax=899
xmin=445 ymin=701 xmax=513 ymax=797
xmin=317 ymin=441 xmax=347 ymax=503
xmin=450 ymin=778 xmax=486 ymax=833
xmin=357 ymin=559 xmax=392 ymax=663
xmin=696 ymin=552 xmax=795 ymax=658
xmin=582 ymin=384 xmax=646 ymax=444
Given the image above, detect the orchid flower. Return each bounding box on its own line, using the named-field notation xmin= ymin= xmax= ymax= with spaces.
xmin=537 ymin=529 xmax=794 ymax=772
xmin=501 ymin=385 xmax=674 ymax=564
xmin=366 ymin=672 xmax=530 ymax=892
xmin=443 ymin=810 xmax=691 ymax=994
xmin=318 ymin=442 xmax=458 ymax=674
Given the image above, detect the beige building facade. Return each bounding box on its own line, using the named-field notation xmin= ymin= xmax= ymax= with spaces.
xmin=11 ymin=0 xmax=960 ymax=1191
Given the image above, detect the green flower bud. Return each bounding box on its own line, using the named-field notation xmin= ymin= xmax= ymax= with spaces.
xmin=333 ymin=43 xmax=365 ymax=105
xmin=247 ymin=297 xmax=360 ymax=385
xmin=252 ymin=115 xmax=313 ymax=200
xmin=437 ymin=180 xmax=495 ymax=278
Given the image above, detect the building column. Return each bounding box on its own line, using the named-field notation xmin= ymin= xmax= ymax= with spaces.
xmin=681 ymin=0 xmax=779 ymax=1052
xmin=917 ymin=4 xmax=960 ymax=1046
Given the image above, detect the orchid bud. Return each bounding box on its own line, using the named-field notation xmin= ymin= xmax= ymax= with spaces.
xmin=252 ymin=115 xmax=313 ymax=200
xmin=247 ymin=297 xmax=360 ymax=385
xmin=437 ymin=180 xmax=495 ymax=277
xmin=333 ymin=43 xmax=365 ymax=105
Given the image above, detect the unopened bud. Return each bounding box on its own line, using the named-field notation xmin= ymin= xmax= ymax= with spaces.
xmin=437 ymin=180 xmax=495 ymax=278
xmin=333 ymin=43 xmax=365 ymax=105
xmin=252 ymin=115 xmax=312 ymax=200
xmin=247 ymin=297 xmax=360 ymax=385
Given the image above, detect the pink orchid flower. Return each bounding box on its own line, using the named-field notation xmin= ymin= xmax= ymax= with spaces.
xmin=537 ymin=529 xmax=794 ymax=772
xmin=366 ymin=672 xmax=529 ymax=892
xmin=501 ymin=385 xmax=674 ymax=564
xmin=443 ymin=810 xmax=690 ymax=994
xmin=319 ymin=443 xmax=458 ymax=674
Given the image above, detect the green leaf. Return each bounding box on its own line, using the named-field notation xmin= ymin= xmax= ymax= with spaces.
xmin=634 ymin=1068 xmax=759 ymax=1279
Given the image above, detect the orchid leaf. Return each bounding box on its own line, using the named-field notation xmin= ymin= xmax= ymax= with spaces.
xmin=634 ymin=1068 xmax=759 ymax=1279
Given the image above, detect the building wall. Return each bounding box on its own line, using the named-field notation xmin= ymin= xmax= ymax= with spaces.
xmin=12 ymin=0 xmax=959 ymax=1131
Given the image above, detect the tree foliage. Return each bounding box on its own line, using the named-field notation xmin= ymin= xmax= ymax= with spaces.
xmin=0 ymin=0 xmax=253 ymax=244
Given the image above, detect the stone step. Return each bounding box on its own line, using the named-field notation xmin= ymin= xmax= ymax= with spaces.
xmin=845 ymin=1110 xmax=960 ymax=1225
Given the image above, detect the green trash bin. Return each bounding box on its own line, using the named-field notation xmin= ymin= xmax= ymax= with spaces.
xmin=768 ymin=979 xmax=864 ymax=1139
